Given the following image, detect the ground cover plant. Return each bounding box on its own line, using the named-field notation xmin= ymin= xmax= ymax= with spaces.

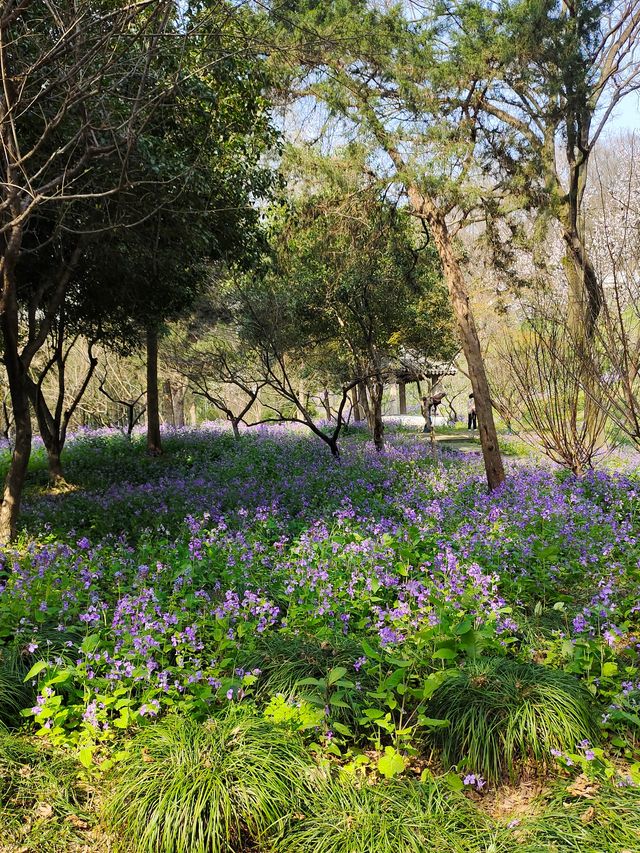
xmin=1 ymin=424 xmax=640 ymax=850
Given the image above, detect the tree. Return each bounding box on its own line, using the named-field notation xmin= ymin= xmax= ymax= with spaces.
xmin=6 ymin=1 xmax=277 ymax=493
xmin=269 ymin=0 xmax=506 ymax=488
xmin=456 ymin=0 xmax=640 ymax=341
xmin=233 ymin=148 xmax=455 ymax=452
xmin=0 ymin=0 xmax=189 ymax=539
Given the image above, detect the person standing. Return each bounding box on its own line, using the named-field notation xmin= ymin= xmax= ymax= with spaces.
xmin=467 ymin=393 xmax=477 ymax=430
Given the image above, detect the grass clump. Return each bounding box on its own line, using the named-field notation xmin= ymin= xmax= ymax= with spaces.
xmin=0 ymin=727 xmax=92 ymax=851
xmin=520 ymin=780 xmax=640 ymax=852
xmin=104 ymin=706 xmax=314 ymax=853
xmin=428 ymin=658 xmax=598 ymax=783
xmin=272 ymin=775 xmax=501 ymax=853
xmin=0 ymin=645 xmax=32 ymax=727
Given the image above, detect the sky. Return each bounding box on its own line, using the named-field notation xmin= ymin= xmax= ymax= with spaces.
xmin=605 ymin=91 xmax=640 ymax=132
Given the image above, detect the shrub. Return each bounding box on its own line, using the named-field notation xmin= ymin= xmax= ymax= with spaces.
xmin=104 ymin=706 xmax=314 ymax=853
xmin=428 ymin=658 xmax=599 ymax=782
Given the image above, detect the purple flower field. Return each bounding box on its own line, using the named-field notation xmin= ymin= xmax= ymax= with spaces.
xmin=2 ymin=424 xmax=640 ymax=850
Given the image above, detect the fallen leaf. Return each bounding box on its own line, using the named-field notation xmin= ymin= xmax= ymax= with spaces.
xmin=580 ymin=806 xmax=596 ymax=824
xmin=66 ymin=814 xmax=90 ymax=830
xmin=567 ymin=773 xmax=599 ymax=799
xmin=141 ymin=747 xmax=154 ymax=763
xmin=34 ymin=802 xmax=54 ymax=820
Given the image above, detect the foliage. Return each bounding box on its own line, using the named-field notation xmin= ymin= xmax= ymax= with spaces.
xmin=271 ymin=775 xmax=494 ymax=853
xmin=104 ymin=708 xmax=312 ymax=853
xmin=0 ymin=727 xmax=94 ymax=851
xmin=428 ymin=658 xmax=599 ymax=782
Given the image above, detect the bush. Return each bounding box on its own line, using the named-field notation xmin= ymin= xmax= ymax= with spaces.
xmin=428 ymin=658 xmax=599 ymax=782
xmin=104 ymin=706 xmax=314 ymax=853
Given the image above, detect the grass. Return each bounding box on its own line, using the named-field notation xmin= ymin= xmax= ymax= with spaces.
xmin=427 ymin=658 xmax=599 ymax=783
xmin=104 ymin=706 xmax=315 ymax=853
xmin=0 ymin=727 xmax=95 ymax=851
xmin=520 ymin=780 xmax=640 ymax=852
xmin=272 ymin=774 xmax=505 ymax=853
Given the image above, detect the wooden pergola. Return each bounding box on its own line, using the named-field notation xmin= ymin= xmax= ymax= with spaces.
xmin=384 ymin=351 xmax=456 ymax=415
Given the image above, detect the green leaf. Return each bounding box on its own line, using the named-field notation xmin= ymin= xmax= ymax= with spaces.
xmin=78 ymin=746 xmax=94 ymax=769
xmin=445 ymin=772 xmax=464 ymax=792
xmin=361 ymin=640 xmax=380 ymax=660
xmin=81 ymin=634 xmax=101 ymax=654
xmin=418 ymin=716 xmax=450 ymax=728
xmin=602 ymin=662 xmax=618 ymax=677
xmin=377 ymin=747 xmax=405 ymax=779
xmin=327 ymin=666 xmax=348 ymax=686
xmin=23 ymin=660 xmax=48 ymax=682
xmin=454 ymin=616 xmax=474 ymax=635
xmin=432 ymin=647 xmax=457 ymax=660
xmin=362 ymin=708 xmax=385 ymax=720
xmin=332 ymin=722 xmax=353 ymax=737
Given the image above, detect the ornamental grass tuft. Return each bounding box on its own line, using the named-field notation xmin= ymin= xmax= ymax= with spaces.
xmin=428 ymin=657 xmax=598 ymax=783
xmin=272 ymin=775 xmax=497 ymax=853
xmin=104 ymin=706 xmax=315 ymax=853
xmin=0 ymin=646 xmax=31 ymax=727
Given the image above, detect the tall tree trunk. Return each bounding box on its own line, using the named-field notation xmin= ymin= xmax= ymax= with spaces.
xmin=358 ymin=381 xmax=370 ymax=424
xmin=368 ymin=378 xmax=384 ymax=451
xmin=350 ymin=387 xmax=361 ymax=422
xmin=146 ymin=327 xmax=162 ymax=455
xmin=398 ymin=381 xmax=407 ymax=415
xmin=321 ymin=389 xmax=332 ymax=421
xmin=409 ymin=191 xmax=504 ymax=491
xmin=0 ymin=307 xmax=31 ymax=542
xmin=47 ymin=442 xmax=65 ymax=484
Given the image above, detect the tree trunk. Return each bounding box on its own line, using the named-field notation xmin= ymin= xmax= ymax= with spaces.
xmin=368 ymin=378 xmax=384 ymax=451
xmin=146 ymin=327 xmax=162 ymax=455
xmin=0 ymin=314 xmax=31 ymax=542
xmin=47 ymin=445 xmax=65 ymax=484
xmin=398 ymin=382 xmax=407 ymax=415
xmin=358 ymin=381 xmax=370 ymax=424
xmin=321 ymin=389 xmax=332 ymax=421
xmin=231 ymin=418 xmax=241 ymax=439
xmin=410 ymin=191 xmax=504 ymax=491
xmin=351 ymin=387 xmax=361 ymax=422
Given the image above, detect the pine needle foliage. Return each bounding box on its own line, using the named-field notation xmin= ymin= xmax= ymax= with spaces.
xmin=428 ymin=658 xmax=599 ymax=782
xmin=104 ymin=707 xmax=315 ymax=853
xmin=272 ymin=776 xmax=496 ymax=853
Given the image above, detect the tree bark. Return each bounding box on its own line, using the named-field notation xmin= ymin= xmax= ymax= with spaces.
xmin=368 ymin=377 xmax=385 ymax=451
xmin=358 ymin=381 xmax=370 ymax=424
xmin=409 ymin=189 xmax=505 ymax=490
xmin=350 ymin=387 xmax=361 ymax=422
xmin=146 ymin=326 xmax=162 ymax=455
xmin=0 ymin=305 xmax=31 ymax=542
xmin=398 ymin=382 xmax=407 ymax=415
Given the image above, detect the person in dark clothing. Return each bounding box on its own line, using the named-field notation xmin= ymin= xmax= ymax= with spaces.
xmin=467 ymin=393 xmax=477 ymax=430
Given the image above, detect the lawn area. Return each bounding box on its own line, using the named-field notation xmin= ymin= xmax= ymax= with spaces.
xmin=1 ymin=424 xmax=640 ymax=852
